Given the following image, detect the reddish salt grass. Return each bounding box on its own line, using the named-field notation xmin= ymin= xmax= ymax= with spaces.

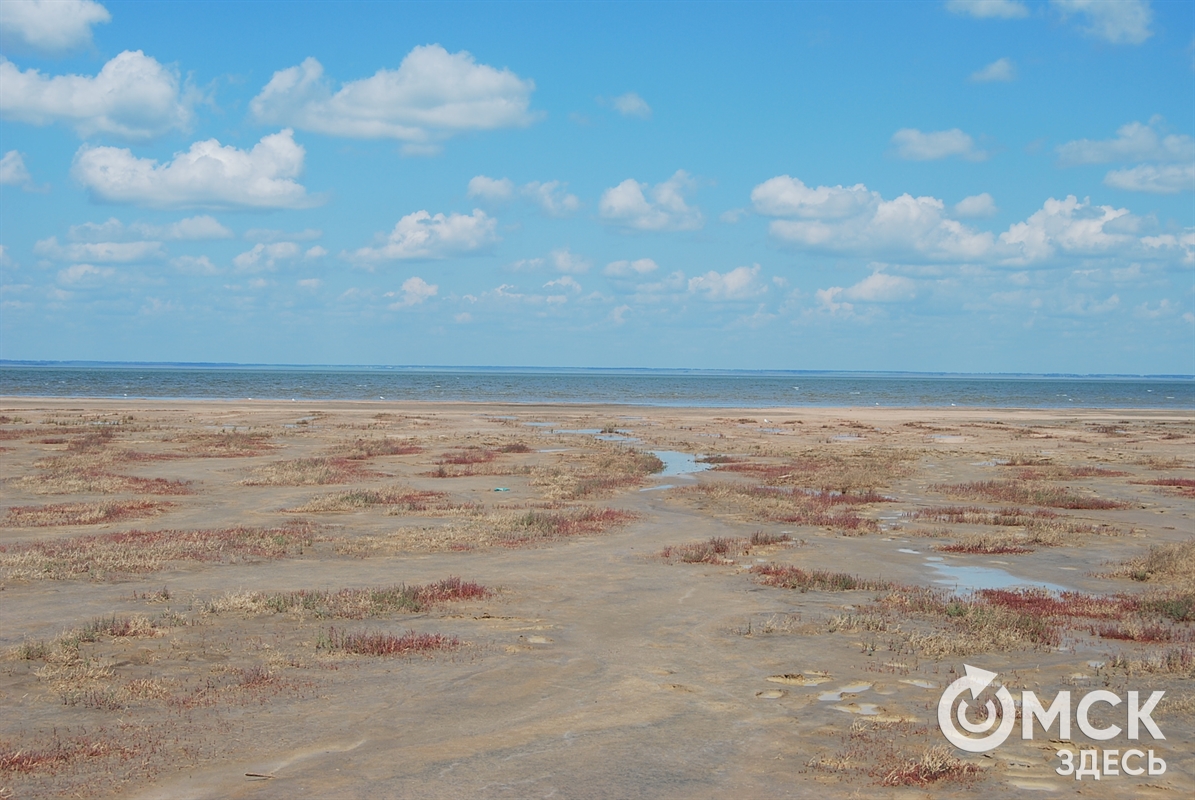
xmin=438 ymin=447 xmax=497 ymax=465
xmin=3 ymin=500 xmax=172 ymax=527
xmin=413 ymin=576 xmax=490 ymax=603
xmin=317 ymin=627 xmax=459 ymax=656
xmin=0 ymin=736 xmax=137 ymax=774
xmin=661 ymin=533 xmax=793 ymax=564
xmin=905 ymin=506 xmax=1059 ymax=525
xmin=498 ymin=442 xmax=532 ymax=453
xmin=333 ymin=438 xmax=423 ymax=459
xmin=241 ymin=457 xmax=379 ymax=486
xmin=286 ymin=486 xmax=455 ymax=513
xmin=498 ymin=507 xmax=636 ymax=545
xmin=1091 ymin=622 xmax=1177 ymax=643
xmin=975 ymin=588 xmax=1138 ymax=619
xmin=930 ymin=481 xmax=1127 ymax=510
xmin=1139 ymin=477 xmax=1195 ymax=497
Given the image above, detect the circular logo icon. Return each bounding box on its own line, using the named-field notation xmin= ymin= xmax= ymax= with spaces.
xmin=937 ymin=664 xmax=1016 ymax=753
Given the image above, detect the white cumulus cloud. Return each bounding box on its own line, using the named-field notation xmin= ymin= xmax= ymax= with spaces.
xmin=612 ymin=92 xmax=651 ymax=118
xmin=891 ymin=128 xmax=987 ymax=161
xmin=171 ymin=255 xmax=220 ymax=275
xmin=688 ymin=264 xmax=767 ymax=301
xmin=0 ymin=150 xmax=33 ymax=188
xmin=997 ymin=195 xmax=1139 ymax=264
xmin=1 ymin=51 xmax=192 ymax=139
xmin=604 ymin=258 xmax=659 ymax=277
xmin=57 ymin=263 xmax=114 ymax=285
xmin=72 ymin=129 xmax=317 ymax=209
xmin=468 ymin=175 xmax=579 ymax=216
xmin=67 ymin=215 xmax=232 ymax=242
xmin=349 ymin=209 xmax=498 ymax=264
xmin=1052 ymin=0 xmax=1153 ymax=45
xmin=970 ymin=57 xmax=1015 ymax=82
xmin=752 ymin=175 xmax=993 ymax=261
xmin=954 ymin=193 xmax=998 ymax=218
xmin=467 ymin=175 xmax=514 ymax=201
xmin=233 ymin=242 xmax=302 ymax=272
xmin=1057 ymin=119 xmax=1193 ymax=165
xmin=550 ymin=247 xmax=591 ymax=273
xmin=387 ymin=276 xmax=438 ymax=308
xmin=1104 ymin=163 xmax=1195 ymax=194
xmin=250 ymin=46 xmax=537 ymax=147
xmin=946 ymin=0 xmax=1029 ymax=19
xmin=0 ymin=0 xmax=110 ymax=53
xmin=599 ymin=170 xmax=703 ymax=231
xmin=34 ymin=236 xmax=164 ymax=263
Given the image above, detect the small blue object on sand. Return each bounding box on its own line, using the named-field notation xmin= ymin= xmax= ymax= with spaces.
xmin=494 ymin=487 xmax=510 ymax=492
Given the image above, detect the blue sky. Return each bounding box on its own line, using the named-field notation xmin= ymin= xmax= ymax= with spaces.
xmin=1 ymin=0 xmax=1192 ymax=373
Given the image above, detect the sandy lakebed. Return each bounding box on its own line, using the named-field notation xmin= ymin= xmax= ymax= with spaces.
xmin=0 ymin=398 xmax=1192 ymax=799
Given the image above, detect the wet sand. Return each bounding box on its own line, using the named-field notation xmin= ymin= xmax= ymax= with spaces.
xmin=1 ymin=399 xmax=1192 ymax=798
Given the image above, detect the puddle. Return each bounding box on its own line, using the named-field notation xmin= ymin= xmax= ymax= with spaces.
xmin=554 ymin=428 xmax=602 ymax=435
xmin=833 ymin=703 xmax=881 ymax=715
xmin=897 ymin=548 xmax=920 ymax=554
xmin=924 ymin=561 xmax=1071 ymax=593
xmin=537 ymin=448 xmax=572 ymax=453
xmin=819 ymin=682 xmax=872 ymax=702
xmin=639 ymin=484 xmax=676 ymax=492
xmin=651 ymin=451 xmax=715 ymax=478
xmin=832 ymin=435 xmax=864 ymax=441
xmin=523 ymin=422 xmax=555 ymax=427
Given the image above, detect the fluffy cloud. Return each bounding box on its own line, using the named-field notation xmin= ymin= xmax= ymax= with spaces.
xmin=387 ymin=276 xmax=438 ymax=308
xmin=604 ymin=258 xmax=659 ymax=277
xmin=0 ymin=0 xmax=110 ymax=53
xmin=233 ymin=242 xmax=302 ymax=272
xmin=946 ymin=0 xmax=1028 ymax=19
xmin=466 ymin=175 xmax=514 ymax=201
xmin=67 ymin=215 xmax=232 ymax=242
xmin=752 ymin=175 xmax=993 ymax=261
xmin=1052 ymin=0 xmax=1152 ymax=45
xmin=891 ymin=128 xmax=986 ymax=161
xmin=56 ymin=263 xmax=114 ymax=285
xmin=954 ymin=193 xmax=998 ymax=218
xmin=349 ymin=209 xmax=498 ymax=264
xmin=816 ymin=270 xmax=917 ymax=316
xmin=1059 ymin=119 xmax=1194 ymax=194
xmin=250 ymin=46 xmax=536 ymax=148
xmin=244 ymin=227 xmax=321 ymax=243
xmin=599 ymin=170 xmax=703 ymax=231
xmin=72 ymin=129 xmax=317 ymax=209
xmin=1 ymin=51 xmax=192 ymax=139
xmin=970 ymin=57 xmax=1015 ymax=82
xmin=0 ymin=150 xmax=32 ymax=188
xmin=34 ymin=236 xmax=165 ymax=263
xmin=550 ymin=247 xmax=591 ymax=273
xmin=1057 ymin=120 xmax=1193 ymax=166
xmin=997 ymin=195 xmax=1139 ymax=264
xmin=543 ymin=275 xmax=582 ymax=293
xmin=170 ymin=255 xmax=219 ymax=275
xmin=1104 ymin=163 xmax=1195 ymax=194
xmin=688 ymin=265 xmax=767 ymax=300
xmin=612 ymin=92 xmax=651 ymax=118
xmin=468 ymin=175 xmax=579 ymax=216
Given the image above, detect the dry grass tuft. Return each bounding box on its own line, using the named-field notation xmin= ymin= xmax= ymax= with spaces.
xmin=530 ymin=448 xmax=663 ymax=499
xmin=0 ymin=523 xmax=315 ymax=580
xmin=750 ymin=563 xmax=893 ymax=592
xmin=718 ymin=448 xmax=914 ymax=492
xmin=930 ymin=481 xmax=1128 ymax=510
xmin=807 ymin=719 xmax=983 ymax=788
xmin=660 ymin=532 xmax=794 ymax=564
xmin=3 ymin=500 xmax=172 ymax=527
xmin=686 ymin=483 xmax=885 ymax=532
xmin=206 ymin=576 xmax=490 ymax=619
xmin=180 ymin=431 xmax=275 ymax=457
xmin=316 ymin=627 xmax=459 ymax=657
xmin=328 ymin=437 xmax=422 ymax=460
xmin=241 ymin=457 xmax=379 ymax=486
xmin=1104 ymin=539 xmax=1195 ymax=585
xmin=285 ymin=485 xmax=462 ymax=514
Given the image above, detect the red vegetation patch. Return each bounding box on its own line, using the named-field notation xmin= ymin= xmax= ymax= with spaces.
xmin=335 ymin=437 xmax=423 ymax=459
xmin=660 ymin=532 xmax=793 ymax=564
xmin=498 ymin=507 xmax=637 ymax=545
xmin=3 ymin=500 xmax=172 ymax=527
xmin=937 ymin=541 xmax=1034 ymax=555
xmin=317 ymin=627 xmax=459 ymax=656
xmin=1139 ymin=477 xmax=1195 ymax=498
xmin=976 ymin=588 xmax=1137 ymax=619
xmin=0 ymin=736 xmax=138 ymax=774
xmin=413 ymin=576 xmax=491 ymax=604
